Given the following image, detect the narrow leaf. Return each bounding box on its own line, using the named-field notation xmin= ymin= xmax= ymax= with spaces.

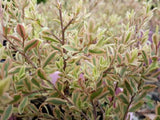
xmin=119 ymin=93 xmax=129 ymax=104
xmin=125 ymin=32 xmax=131 ymax=43
xmin=89 ymin=48 xmax=104 ymax=54
xmin=62 ymin=45 xmax=78 ymax=52
xmin=1 ymin=105 xmax=13 ymax=120
xmin=156 ymin=104 xmax=160 ymax=115
xmin=42 ymin=36 xmax=59 ymax=43
xmin=142 ymin=50 xmax=149 ymax=66
xmin=31 ymin=78 xmax=40 ymax=88
xmin=90 ymin=87 xmax=103 ymax=100
xmin=72 ymin=92 xmax=79 ymax=105
xmin=37 ymin=68 xmax=47 ymax=80
xmin=143 ymin=84 xmax=157 ymax=92
xmin=24 ymin=39 xmax=39 ymax=52
xmin=8 ymin=35 xmax=21 ymax=42
xmin=0 ymin=77 xmax=11 ymax=96
xmin=10 ymin=94 xmax=21 ymax=104
xmin=18 ymin=97 xmax=28 ymax=114
xmin=124 ymin=80 xmax=133 ymax=95
xmin=16 ymin=24 xmax=26 ymax=38
xmin=129 ymin=101 xmax=144 ymax=112
xmin=3 ymin=26 xmax=11 ymax=36
xmin=46 ymin=98 xmax=66 ymax=105
xmin=43 ymin=51 xmax=57 ymax=68
xmin=23 ymin=78 xmax=32 ymax=91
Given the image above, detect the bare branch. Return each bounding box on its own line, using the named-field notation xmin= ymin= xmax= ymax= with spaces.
xmin=63 ymin=18 xmax=75 ymax=31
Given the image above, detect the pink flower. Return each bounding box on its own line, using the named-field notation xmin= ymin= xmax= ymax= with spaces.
xmin=79 ymin=73 xmax=85 ymax=81
xmin=115 ymin=87 xmax=123 ymax=95
xmin=49 ymin=71 xmax=61 ymax=85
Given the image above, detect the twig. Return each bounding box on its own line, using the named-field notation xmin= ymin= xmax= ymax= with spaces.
xmin=123 ymin=94 xmax=136 ymax=120
xmin=91 ymin=100 xmax=97 ymax=120
xmin=46 ymin=79 xmax=90 ymax=120
xmin=123 ymin=80 xmax=142 ymax=120
xmin=57 ymin=1 xmax=67 ymax=70
xmin=50 ymin=32 xmax=62 ymax=43
xmin=58 ymin=4 xmax=65 ymax=45
xmin=97 ymin=100 xmax=105 ymax=119
xmin=109 ymin=82 xmax=119 ymax=108
xmin=4 ymin=36 xmax=37 ymax=69
xmin=63 ymin=18 xmax=74 ymax=31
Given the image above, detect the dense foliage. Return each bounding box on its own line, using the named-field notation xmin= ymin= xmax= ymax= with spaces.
xmin=0 ymin=0 xmax=160 ymax=120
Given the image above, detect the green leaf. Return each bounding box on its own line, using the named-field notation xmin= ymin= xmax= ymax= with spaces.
xmin=51 ymin=44 xmax=62 ymax=52
xmin=9 ymin=66 xmax=30 ymax=74
xmin=148 ymin=61 xmax=159 ymax=72
xmin=129 ymin=101 xmax=144 ymax=112
xmin=0 ymin=77 xmax=11 ymax=96
xmin=142 ymin=50 xmax=149 ymax=66
xmin=18 ymin=97 xmax=28 ymax=114
xmin=28 ymin=104 xmax=39 ymax=113
xmin=31 ymin=77 xmax=40 ymax=88
xmin=134 ymin=91 xmax=147 ymax=103
xmin=24 ymin=39 xmax=39 ymax=52
xmin=143 ymin=84 xmax=157 ymax=92
xmin=3 ymin=59 xmax=11 ymax=77
xmin=151 ymin=70 xmax=160 ymax=78
xmin=62 ymin=45 xmax=78 ymax=52
xmin=9 ymin=66 xmax=21 ymax=74
xmin=43 ymin=51 xmax=57 ymax=68
xmin=125 ymin=32 xmax=131 ymax=43
xmin=89 ymin=48 xmax=104 ymax=54
xmin=10 ymin=94 xmax=21 ymax=104
xmin=117 ymin=54 xmax=122 ymax=64
xmin=46 ymin=98 xmax=66 ymax=105
xmin=18 ymin=66 xmax=25 ymax=79
xmin=156 ymin=104 xmax=160 ymax=115
xmin=90 ymin=87 xmax=103 ymax=100
xmin=72 ymin=92 xmax=79 ymax=105
xmin=130 ymin=49 xmax=138 ymax=63
xmin=124 ymin=80 xmax=132 ymax=95
xmin=23 ymin=78 xmax=32 ymax=91
xmin=42 ymin=36 xmax=59 ymax=43
xmin=37 ymin=68 xmax=47 ymax=80
xmin=1 ymin=105 xmax=13 ymax=120
xmin=120 ymin=67 xmax=126 ymax=77
xmin=119 ymin=93 xmax=129 ymax=104
xmin=152 ymin=34 xmax=158 ymax=47
xmin=154 ymin=116 xmax=160 ymax=120
xmin=108 ymin=86 xmax=114 ymax=95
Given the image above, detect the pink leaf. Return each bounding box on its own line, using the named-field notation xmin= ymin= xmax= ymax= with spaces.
xmin=16 ymin=24 xmax=26 ymax=39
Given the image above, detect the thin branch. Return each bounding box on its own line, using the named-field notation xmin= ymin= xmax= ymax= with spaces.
xmin=97 ymin=101 xmax=105 ymax=119
xmin=58 ymin=4 xmax=65 ymax=45
xmin=123 ymin=94 xmax=136 ymax=120
xmin=91 ymin=101 xmax=97 ymax=120
xmin=50 ymin=32 xmax=62 ymax=43
xmin=46 ymin=79 xmax=90 ymax=120
xmin=57 ymin=1 xmax=67 ymax=70
xmin=63 ymin=18 xmax=74 ymax=31
xmin=109 ymin=82 xmax=118 ymax=108
xmin=123 ymin=80 xmax=142 ymax=120
xmin=4 ymin=36 xmax=37 ymax=69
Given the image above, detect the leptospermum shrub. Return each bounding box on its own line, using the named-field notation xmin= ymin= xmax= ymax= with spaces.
xmin=0 ymin=0 xmax=160 ymax=120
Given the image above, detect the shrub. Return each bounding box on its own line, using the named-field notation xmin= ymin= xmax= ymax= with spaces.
xmin=0 ymin=0 xmax=159 ymax=120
